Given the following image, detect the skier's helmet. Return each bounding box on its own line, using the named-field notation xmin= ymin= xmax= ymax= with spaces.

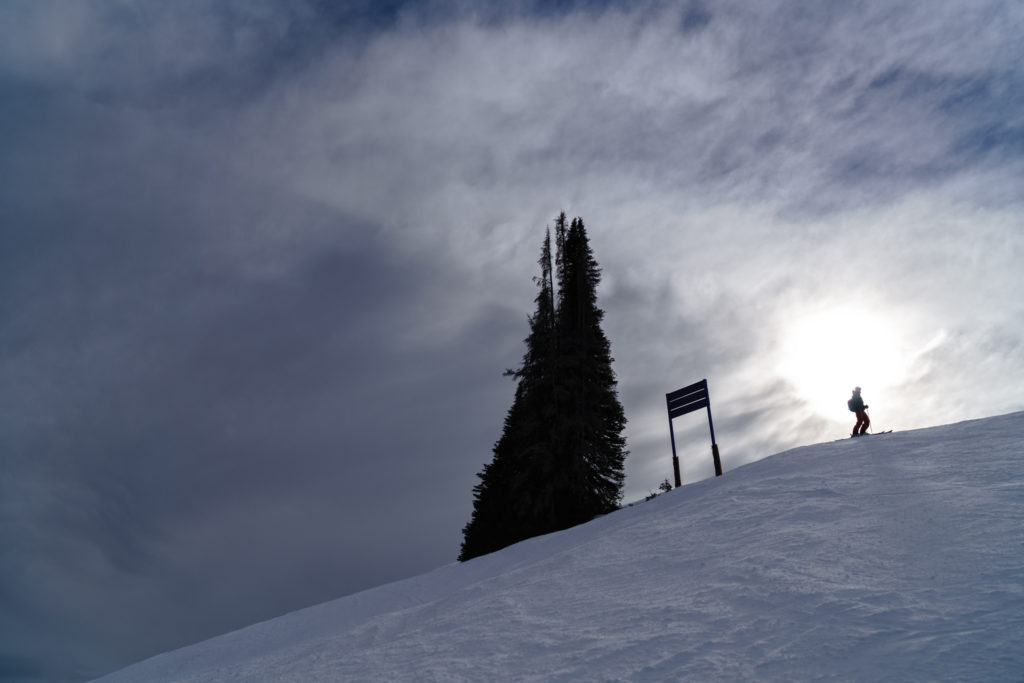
xmin=854 ymin=386 xmax=861 ymax=392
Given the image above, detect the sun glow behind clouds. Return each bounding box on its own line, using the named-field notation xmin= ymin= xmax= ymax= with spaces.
xmin=779 ymin=307 xmax=910 ymax=418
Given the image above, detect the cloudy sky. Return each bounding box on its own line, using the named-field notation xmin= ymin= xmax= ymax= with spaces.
xmin=2 ymin=0 xmax=1022 ymax=680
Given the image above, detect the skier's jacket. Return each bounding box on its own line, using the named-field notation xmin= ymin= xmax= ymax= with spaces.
xmin=848 ymin=394 xmax=866 ymax=412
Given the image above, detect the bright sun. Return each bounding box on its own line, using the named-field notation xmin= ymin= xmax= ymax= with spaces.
xmin=778 ymin=307 xmax=908 ymax=418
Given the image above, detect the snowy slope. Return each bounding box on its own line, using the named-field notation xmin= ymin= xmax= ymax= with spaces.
xmin=96 ymin=413 xmax=1024 ymax=682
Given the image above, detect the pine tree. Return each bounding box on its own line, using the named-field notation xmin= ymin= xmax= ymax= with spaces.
xmin=459 ymin=229 xmax=557 ymax=560
xmin=459 ymin=214 xmax=627 ymax=562
xmin=551 ymin=217 xmax=628 ymax=523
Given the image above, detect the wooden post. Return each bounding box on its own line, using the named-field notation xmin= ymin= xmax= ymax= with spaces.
xmin=706 ymin=385 xmax=722 ymax=477
xmin=669 ymin=417 xmax=682 ymax=488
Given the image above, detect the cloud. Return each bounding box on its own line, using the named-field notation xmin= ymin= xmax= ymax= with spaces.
xmin=1 ymin=0 xmax=1023 ymax=679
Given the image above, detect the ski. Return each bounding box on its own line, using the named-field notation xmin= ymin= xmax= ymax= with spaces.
xmin=835 ymin=430 xmax=892 ymax=442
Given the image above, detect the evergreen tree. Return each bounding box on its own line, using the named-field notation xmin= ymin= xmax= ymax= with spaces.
xmin=551 ymin=217 xmax=628 ymax=523
xmin=459 ymin=214 xmax=627 ymax=562
xmin=459 ymin=229 xmax=557 ymax=560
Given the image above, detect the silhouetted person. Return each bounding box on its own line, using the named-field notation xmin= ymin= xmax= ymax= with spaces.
xmin=848 ymin=386 xmax=870 ymax=437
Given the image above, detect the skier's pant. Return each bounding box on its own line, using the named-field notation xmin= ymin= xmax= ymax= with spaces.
xmin=853 ymin=410 xmax=870 ymax=436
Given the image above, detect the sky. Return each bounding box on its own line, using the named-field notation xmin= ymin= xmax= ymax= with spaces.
xmin=1 ymin=0 xmax=1022 ymax=680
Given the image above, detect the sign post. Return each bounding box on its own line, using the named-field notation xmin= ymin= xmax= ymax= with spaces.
xmin=666 ymin=378 xmax=722 ymax=487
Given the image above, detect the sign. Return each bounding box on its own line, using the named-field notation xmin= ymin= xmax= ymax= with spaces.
xmin=666 ymin=378 xmax=722 ymax=487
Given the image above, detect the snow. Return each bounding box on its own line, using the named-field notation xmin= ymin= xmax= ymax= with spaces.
xmin=95 ymin=413 xmax=1024 ymax=682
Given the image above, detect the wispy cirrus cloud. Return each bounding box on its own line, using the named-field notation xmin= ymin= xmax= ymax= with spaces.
xmin=2 ymin=1 xmax=1023 ymax=680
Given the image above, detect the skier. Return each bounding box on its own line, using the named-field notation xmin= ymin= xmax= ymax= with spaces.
xmin=848 ymin=386 xmax=870 ymax=437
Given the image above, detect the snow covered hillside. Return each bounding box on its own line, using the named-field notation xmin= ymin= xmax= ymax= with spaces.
xmin=96 ymin=413 xmax=1024 ymax=682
